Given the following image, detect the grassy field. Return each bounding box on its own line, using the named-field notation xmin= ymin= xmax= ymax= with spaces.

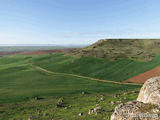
xmin=2 ymin=49 xmax=160 ymax=120
xmin=33 ymin=53 xmax=160 ymax=82
xmin=0 ymin=92 xmax=138 ymax=120
xmin=0 ymin=54 xmax=140 ymax=103
xmin=1 ymin=52 xmax=160 ymax=119
xmin=0 ymin=54 xmax=141 ymax=120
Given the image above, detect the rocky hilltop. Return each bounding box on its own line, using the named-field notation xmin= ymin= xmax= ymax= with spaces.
xmin=68 ymin=39 xmax=160 ymax=61
xmin=111 ymin=76 xmax=160 ymax=120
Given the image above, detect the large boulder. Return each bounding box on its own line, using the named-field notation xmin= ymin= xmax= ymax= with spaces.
xmin=111 ymin=76 xmax=160 ymax=120
xmin=137 ymin=76 xmax=160 ymax=105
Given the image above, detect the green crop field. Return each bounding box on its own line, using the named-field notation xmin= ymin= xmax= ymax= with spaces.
xmin=33 ymin=53 xmax=160 ymax=82
xmin=1 ymin=51 xmax=160 ymax=119
xmin=1 ymin=49 xmax=160 ymax=119
xmin=0 ymin=54 xmax=142 ymax=120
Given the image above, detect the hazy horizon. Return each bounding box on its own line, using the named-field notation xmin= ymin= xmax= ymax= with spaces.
xmin=0 ymin=0 xmax=160 ymax=45
xmin=0 ymin=43 xmax=88 ymax=46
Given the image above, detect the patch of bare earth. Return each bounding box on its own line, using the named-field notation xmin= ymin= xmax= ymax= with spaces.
xmin=21 ymin=48 xmax=76 ymax=55
xmin=0 ymin=51 xmax=22 ymax=57
xmin=125 ymin=66 xmax=160 ymax=83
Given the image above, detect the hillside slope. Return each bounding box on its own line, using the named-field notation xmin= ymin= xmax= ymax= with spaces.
xmin=68 ymin=39 xmax=160 ymax=61
xmin=33 ymin=53 xmax=160 ymax=82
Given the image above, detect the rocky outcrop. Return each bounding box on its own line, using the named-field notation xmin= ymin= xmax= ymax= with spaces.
xmin=111 ymin=101 xmax=160 ymax=120
xmin=137 ymin=76 xmax=160 ymax=105
xmin=111 ymin=76 xmax=160 ymax=120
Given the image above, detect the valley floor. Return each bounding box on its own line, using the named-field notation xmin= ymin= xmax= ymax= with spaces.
xmin=1 ymin=52 xmax=159 ymax=120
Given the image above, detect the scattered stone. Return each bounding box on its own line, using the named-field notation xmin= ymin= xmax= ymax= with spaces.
xmin=116 ymin=101 xmax=121 ymax=104
xmin=56 ymin=101 xmax=64 ymax=108
xmin=94 ymin=106 xmax=103 ymax=113
xmin=68 ymin=105 xmax=72 ymax=108
xmin=123 ymin=92 xmax=128 ymax=95
xmin=100 ymin=94 xmax=104 ymax=97
xmin=110 ymin=101 xmax=115 ymax=106
xmin=96 ymin=104 xmax=99 ymax=106
xmin=114 ymin=94 xmax=120 ymax=98
xmin=28 ymin=116 xmax=33 ymax=120
xmin=88 ymin=108 xmax=94 ymax=114
xmin=123 ymin=97 xmax=127 ymax=100
xmin=34 ymin=96 xmax=40 ymax=100
xmin=37 ymin=110 xmax=41 ymax=116
xmin=100 ymin=97 xmax=104 ymax=101
xmin=56 ymin=97 xmax=65 ymax=108
xmin=78 ymin=113 xmax=83 ymax=116
xmin=88 ymin=106 xmax=104 ymax=115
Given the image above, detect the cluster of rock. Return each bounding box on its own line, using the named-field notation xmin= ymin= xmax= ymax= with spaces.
xmin=27 ymin=110 xmax=50 ymax=120
xmin=111 ymin=101 xmax=146 ymax=120
xmin=78 ymin=94 xmax=105 ymax=117
xmin=88 ymin=106 xmax=104 ymax=115
xmin=111 ymin=76 xmax=160 ymax=120
xmin=56 ymin=97 xmax=64 ymax=108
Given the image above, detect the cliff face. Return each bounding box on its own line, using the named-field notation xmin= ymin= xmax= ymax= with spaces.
xmin=111 ymin=76 xmax=160 ymax=120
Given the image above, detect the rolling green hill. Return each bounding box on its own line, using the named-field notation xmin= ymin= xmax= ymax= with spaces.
xmin=0 ymin=54 xmax=139 ymax=104
xmin=68 ymin=39 xmax=160 ymax=61
xmin=2 ymin=38 xmax=160 ymax=120
xmin=0 ymin=54 xmax=140 ymax=120
xmin=33 ymin=53 xmax=160 ymax=82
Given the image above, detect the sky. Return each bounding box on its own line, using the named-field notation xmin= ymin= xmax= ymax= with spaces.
xmin=0 ymin=0 xmax=160 ymax=45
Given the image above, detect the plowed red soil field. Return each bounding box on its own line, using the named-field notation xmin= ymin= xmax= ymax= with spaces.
xmin=21 ymin=48 xmax=76 ymax=55
xmin=0 ymin=51 xmax=22 ymax=56
xmin=125 ymin=66 xmax=160 ymax=83
xmin=0 ymin=48 xmax=76 ymax=56
xmin=22 ymin=50 xmax=61 ymax=55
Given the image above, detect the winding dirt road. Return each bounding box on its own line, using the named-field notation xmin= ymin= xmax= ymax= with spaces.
xmin=31 ymin=65 xmax=142 ymax=86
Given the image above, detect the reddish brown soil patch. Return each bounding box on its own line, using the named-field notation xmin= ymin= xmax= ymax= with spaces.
xmin=125 ymin=66 xmax=160 ymax=83
xmin=22 ymin=50 xmax=59 ymax=55
xmin=0 ymin=51 xmax=22 ymax=56
xmin=22 ymin=48 xmax=76 ymax=55
xmin=0 ymin=48 xmax=77 ymax=56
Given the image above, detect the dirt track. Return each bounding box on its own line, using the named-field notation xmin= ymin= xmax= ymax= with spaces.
xmin=125 ymin=66 xmax=160 ymax=83
xmin=31 ymin=65 xmax=142 ymax=86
